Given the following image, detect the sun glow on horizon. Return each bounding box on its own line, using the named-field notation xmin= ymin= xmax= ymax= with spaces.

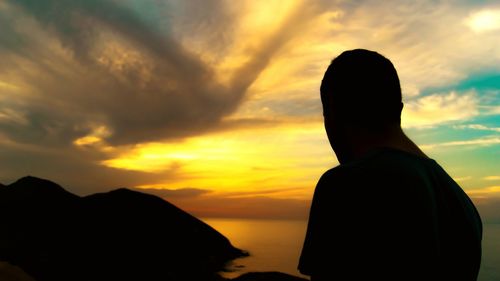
xmin=103 ymin=122 xmax=333 ymax=195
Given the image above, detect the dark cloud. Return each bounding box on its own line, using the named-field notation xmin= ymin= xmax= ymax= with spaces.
xmin=2 ymin=0 xmax=231 ymax=146
xmin=170 ymin=0 xmax=236 ymax=58
xmin=0 ymin=0 xmax=324 ymax=149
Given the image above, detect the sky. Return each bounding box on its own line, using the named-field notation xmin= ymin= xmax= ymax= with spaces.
xmin=0 ymin=0 xmax=499 ymax=221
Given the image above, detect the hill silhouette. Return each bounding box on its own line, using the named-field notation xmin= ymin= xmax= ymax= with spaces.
xmin=0 ymin=176 xmax=308 ymax=281
xmin=0 ymin=176 xmax=248 ymax=281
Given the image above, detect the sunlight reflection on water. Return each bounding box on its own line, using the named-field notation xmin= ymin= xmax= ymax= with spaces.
xmin=202 ymin=218 xmax=309 ymax=279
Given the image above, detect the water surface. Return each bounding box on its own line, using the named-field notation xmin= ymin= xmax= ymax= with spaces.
xmin=203 ymin=218 xmax=499 ymax=281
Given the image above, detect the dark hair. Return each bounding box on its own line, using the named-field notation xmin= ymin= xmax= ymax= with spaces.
xmin=320 ymin=49 xmax=402 ymax=128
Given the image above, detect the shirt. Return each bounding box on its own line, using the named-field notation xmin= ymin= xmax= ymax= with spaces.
xmin=298 ymin=148 xmax=482 ymax=281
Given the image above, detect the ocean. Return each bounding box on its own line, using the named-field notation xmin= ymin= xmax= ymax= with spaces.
xmin=202 ymin=218 xmax=500 ymax=281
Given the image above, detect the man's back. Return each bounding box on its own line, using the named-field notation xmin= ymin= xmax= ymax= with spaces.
xmin=299 ymin=148 xmax=482 ymax=280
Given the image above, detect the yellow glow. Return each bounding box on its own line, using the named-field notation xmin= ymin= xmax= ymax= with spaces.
xmin=103 ymin=122 xmax=334 ymax=197
xmin=74 ymin=136 xmax=102 ymax=146
xmin=0 ymin=80 xmax=19 ymax=90
xmin=467 ymin=9 xmax=500 ymax=32
xmin=212 ymin=0 xmax=306 ymax=85
xmin=484 ymin=176 xmax=500 ymax=181
xmin=73 ymin=125 xmax=112 ymax=147
xmin=240 ymin=0 xmax=301 ymax=33
xmin=454 ymin=176 xmax=472 ymax=182
xmin=467 ymin=186 xmax=500 ymax=199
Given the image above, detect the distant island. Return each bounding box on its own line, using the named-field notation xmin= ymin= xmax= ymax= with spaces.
xmin=0 ymin=176 xmax=308 ymax=281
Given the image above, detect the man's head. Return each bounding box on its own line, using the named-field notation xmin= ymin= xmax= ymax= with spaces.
xmin=321 ymin=49 xmax=403 ymax=130
xmin=320 ymin=49 xmax=404 ymax=157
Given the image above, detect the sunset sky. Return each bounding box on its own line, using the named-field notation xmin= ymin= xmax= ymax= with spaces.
xmin=0 ymin=0 xmax=499 ymax=220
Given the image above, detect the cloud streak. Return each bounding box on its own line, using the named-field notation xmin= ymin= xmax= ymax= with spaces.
xmin=483 ymin=176 xmax=500 ymax=181
xmin=420 ymin=136 xmax=500 ymax=150
xmin=454 ymin=124 xmax=500 ymax=133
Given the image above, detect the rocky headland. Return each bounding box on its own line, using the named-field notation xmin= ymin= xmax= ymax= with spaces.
xmin=0 ymin=176 xmax=307 ymax=281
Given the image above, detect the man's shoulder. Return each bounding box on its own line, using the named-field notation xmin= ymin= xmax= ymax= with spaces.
xmin=318 ymin=149 xmax=443 ymax=189
xmin=319 ymin=165 xmax=352 ymax=183
xmin=316 ymin=165 xmax=365 ymax=194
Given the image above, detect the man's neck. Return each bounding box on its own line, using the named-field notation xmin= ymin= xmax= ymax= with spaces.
xmin=335 ymin=127 xmax=428 ymax=164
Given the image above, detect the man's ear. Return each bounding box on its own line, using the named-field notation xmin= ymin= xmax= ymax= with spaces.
xmin=399 ymin=102 xmax=404 ymax=114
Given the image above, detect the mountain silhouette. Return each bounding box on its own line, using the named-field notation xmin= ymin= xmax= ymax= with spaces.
xmin=0 ymin=176 xmax=247 ymax=281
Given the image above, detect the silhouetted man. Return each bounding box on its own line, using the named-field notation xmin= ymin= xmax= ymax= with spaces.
xmin=299 ymin=49 xmax=482 ymax=281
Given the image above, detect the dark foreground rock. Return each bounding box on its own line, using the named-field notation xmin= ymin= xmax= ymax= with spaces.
xmin=0 ymin=176 xmax=247 ymax=281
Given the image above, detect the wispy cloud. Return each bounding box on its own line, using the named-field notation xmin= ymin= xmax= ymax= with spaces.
xmin=402 ymin=91 xmax=478 ymax=128
xmin=464 ymin=186 xmax=500 ymax=223
xmin=483 ymin=176 xmax=500 ymax=181
xmin=454 ymin=176 xmax=472 ymax=182
xmin=468 ymin=185 xmax=500 ymax=197
xmin=421 ymin=136 xmax=500 ymax=150
xmin=481 ymin=105 xmax=500 ymax=115
xmin=454 ymin=124 xmax=500 ymax=132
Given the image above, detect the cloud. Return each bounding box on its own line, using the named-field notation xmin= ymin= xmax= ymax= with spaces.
xmin=454 ymin=124 xmax=500 ymax=133
xmin=0 ymin=0 xmax=328 ymax=192
xmin=2 ymin=1 xmax=498 ymax=147
xmin=351 ymin=1 xmax=500 ymax=89
xmin=234 ymin=0 xmax=500 ymax=124
xmin=1 ymin=0 xmax=232 ymax=146
xmin=0 ymin=0 xmax=318 ymax=148
xmin=420 ymin=136 xmax=500 ymax=150
xmin=168 ymin=0 xmax=239 ymax=63
xmin=3 ymin=0 xmax=498 ymax=145
xmin=483 ymin=176 xmax=500 ymax=181
xmin=468 ymin=187 xmax=500 ymax=223
xmin=482 ymin=105 xmax=500 ymax=115
xmin=0 ymin=108 xmax=28 ymax=125
xmin=453 ymin=176 xmax=472 ymax=182
xmin=402 ymin=91 xmax=479 ymax=128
